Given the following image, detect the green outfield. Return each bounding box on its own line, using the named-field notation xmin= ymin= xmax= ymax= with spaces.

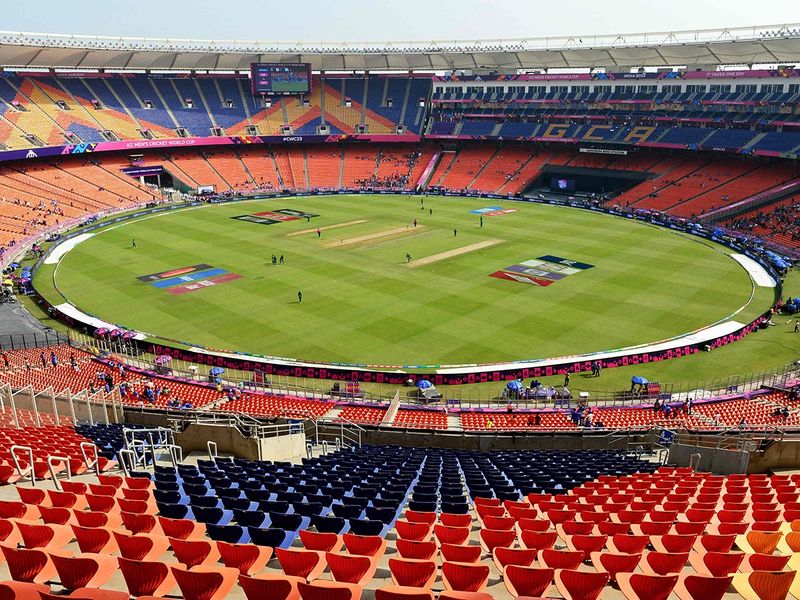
xmin=44 ymin=194 xmax=771 ymax=368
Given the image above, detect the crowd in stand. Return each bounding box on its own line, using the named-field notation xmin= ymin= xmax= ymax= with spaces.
xmin=355 ymin=150 xmax=420 ymax=190
xmin=728 ymin=196 xmax=800 ymax=243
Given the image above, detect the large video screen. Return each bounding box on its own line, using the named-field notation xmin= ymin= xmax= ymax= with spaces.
xmin=250 ymin=63 xmax=312 ymax=95
xmin=550 ymin=176 xmax=576 ymax=192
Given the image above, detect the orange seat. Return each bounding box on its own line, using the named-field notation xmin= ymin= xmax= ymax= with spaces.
xmin=395 ymin=539 xmax=437 ymax=560
xmin=589 ymin=551 xmax=641 ymax=583
xmin=731 ymin=570 xmax=796 ymax=600
xmin=0 ymin=581 xmax=49 ymax=600
xmin=277 ymin=548 xmax=327 ymax=582
xmin=503 ymin=565 xmax=554 ymax=598
xmin=554 ymin=569 xmax=610 ymax=600
xmin=239 ymin=572 xmax=303 ymax=600
xmin=441 ymin=561 xmax=490 ymax=592
xmin=440 ymin=543 xmax=482 ymax=564
xmin=617 ymin=573 xmax=679 ymax=600
xmin=297 ymin=580 xmax=362 ymax=600
xmin=170 ymin=538 xmax=221 ymax=568
xmin=118 ymin=556 xmax=176 ymax=597
xmin=171 ymin=565 xmax=239 ymax=600
xmin=673 ymin=574 xmax=733 ymax=600
xmin=50 ymin=552 xmax=118 ymax=590
xmin=326 ymin=551 xmax=377 ymax=585
xmin=742 ymin=531 xmax=783 ymax=555
xmin=388 ymin=557 xmax=437 ymax=588
xmin=299 ymin=530 xmax=344 ymax=553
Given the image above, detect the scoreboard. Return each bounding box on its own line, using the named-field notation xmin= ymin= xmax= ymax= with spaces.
xmin=250 ymin=63 xmax=312 ymax=95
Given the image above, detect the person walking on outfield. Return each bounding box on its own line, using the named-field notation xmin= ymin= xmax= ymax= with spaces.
xmin=272 ymin=255 xmax=277 ymax=266
xmin=795 ymin=320 xmax=799 ymax=333
xmin=429 ymin=208 xmax=432 ymax=215
xmin=564 ymin=371 xmax=570 ymax=387
xmin=132 ymin=239 xmax=137 ymax=248
xmin=480 ymin=215 xmax=484 ymax=228
xmin=453 ymin=229 xmax=458 ymax=237
xmin=316 ymin=228 xmax=321 ymax=238
xmin=297 ymin=290 xmax=303 ymax=303
xmin=279 ymin=255 xmax=284 ymax=265
xmin=406 ymin=253 xmax=412 ymax=263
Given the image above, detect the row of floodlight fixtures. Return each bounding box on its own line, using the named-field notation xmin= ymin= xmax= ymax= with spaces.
xmin=759 ymin=28 xmax=800 ymax=38
xmin=5 ymin=34 xmax=528 ymax=54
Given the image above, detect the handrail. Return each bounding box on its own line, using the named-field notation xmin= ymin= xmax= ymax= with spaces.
xmin=79 ymin=441 xmax=101 ymax=478
xmin=47 ymin=456 xmax=72 ymax=491
xmin=10 ymin=445 xmax=35 ymax=487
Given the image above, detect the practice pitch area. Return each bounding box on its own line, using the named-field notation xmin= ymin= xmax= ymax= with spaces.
xmin=41 ymin=194 xmax=771 ymax=368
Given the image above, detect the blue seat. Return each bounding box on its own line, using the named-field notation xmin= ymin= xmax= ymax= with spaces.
xmin=156 ymin=502 xmax=192 ymax=520
xmin=205 ymin=523 xmax=249 ymax=543
xmin=232 ymin=509 xmax=268 ymax=528
xmin=310 ymin=516 xmax=347 ymax=534
xmin=268 ymin=512 xmax=305 ymax=532
xmin=248 ymin=527 xmax=293 ymax=549
xmin=191 ymin=506 xmax=233 ymax=526
xmin=348 ymin=518 xmax=386 ymax=537
xmin=332 ymin=504 xmax=363 ymax=520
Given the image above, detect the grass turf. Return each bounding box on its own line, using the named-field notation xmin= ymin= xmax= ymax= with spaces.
xmin=48 ymin=194 xmax=765 ymax=368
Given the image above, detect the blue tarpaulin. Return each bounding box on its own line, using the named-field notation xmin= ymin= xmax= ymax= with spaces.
xmin=210 ymin=367 xmax=225 ymax=376
xmin=416 ymin=380 xmax=433 ymax=389
xmin=506 ymin=380 xmax=524 ymax=391
xmin=631 ymin=376 xmax=649 ymax=385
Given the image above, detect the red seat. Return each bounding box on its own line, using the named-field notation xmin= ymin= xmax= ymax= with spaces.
xmin=688 ymin=551 xmax=745 ymax=577
xmin=517 ymin=518 xmax=550 ymax=533
xmin=50 ymin=552 xmax=118 ymax=590
xmin=650 ymin=534 xmax=696 ymax=553
xmin=73 ymin=512 xmax=109 ymax=529
xmin=609 ymin=534 xmax=649 ymax=554
xmin=481 ymin=515 xmax=514 ymax=531
xmin=538 ymin=548 xmax=584 ymax=570
xmin=120 ymin=511 xmax=157 ymax=535
xmin=118 ymin=556 xmax=176 ymax=597
xmin=404 ymin=511 xmax=436 ymax=526
xmin=217 ymin=541 xmax=272 ymax=576
xmin=388 ymin=558 xmax=437 ymax=588
xmin=503 ymin=565 xmax=554 ymax=598
xmin=1 ymin=544 xmax=56 ymax=584
xmin=519 ymin=530 xmax=557 ymax=551
xmin=239 ymin=573 xmax=303 ymax=600
xmin=276 ymin=548 xmax=327 ymax=582
xmin=395 ymin=539 xmax=437 ymax=560
xmin=617 ymin=573 xmax=679 ymax=600
xmin=554 ymin=569 xmax=610 ymax=600
xmin=342 ymin=533 xmax=386 ymax=558
xmin=396 ymin=520 xmax=432 ymax=542
xmin=674 ymin=574 xmax=733 ymax=600
xmin=441 ymin=561 xmax=490 ymax=592
xmin=740 ymin=553 xmax=791 ymax=573
xmin=492 ymin=547 xmax=537 ymax=571
xmin=478 ymin=528 xmax=516 ymax=553
xmin=297 ymin=580 xmax=362 ymax=600
xmin=590 ymin=551 xmax=641 ymax=583
xmin=37 ymin=507 xmax=73 ymax=526
xmin=157 ymin=516 xmax=206 ymax=540
xmin=170 ymin=538 xmax=220 ymax=568
xmin=433 ymin=525 xmax=470 ymax=546
xmin=440 ymin=543 xmax=482 ymax=564
xmin=171 ymin=565 xmax=239 ymax=600
xmin=374 ymin=587 xmax=433 ymax=600
xmin=640 ymin=551 xmax=689 ymax=575
xmin=113 ymin=530 xmax=169 ymax=561
xmin=326 ymin=551 xmax=377 ymax=585
xmin=16 ymin=522 xmax=73 ymax=550
xmin=0 ymin=581 xmax=49 ymax=600
xmin=299 ymin=530 xmax=344 ymax=553
xmin=440 ymin=514 xmax=472 ymax=528
xmin=566 ymin=534 xmax=607 ymax=554
xmin=695 ymin=534 xmax=736 ymax=553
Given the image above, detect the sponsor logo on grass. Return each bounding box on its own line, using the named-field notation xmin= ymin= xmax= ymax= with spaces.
xmin=233 ymin=208 xmax=319 ymax=225
xmin=470 ymin=206 xmax=518 ymax=216
xmin=490 ymin=255 xmax=594 ymax=287
xmin=137 ymin=264 xmax=241 ymax=294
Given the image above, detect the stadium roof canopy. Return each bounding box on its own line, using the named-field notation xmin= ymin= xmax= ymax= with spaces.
xmin=0 ymin=24 xmax=799 ymax=72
